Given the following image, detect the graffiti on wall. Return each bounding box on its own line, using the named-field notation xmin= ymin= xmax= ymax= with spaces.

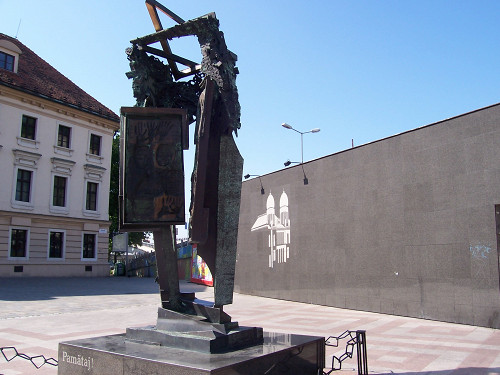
xmin=469 ymin=242 xmax=492 ymax=280
xmin=469 ymin=243 xmax=491 ymax=260
xmin=469 ymin=242 xmax=492 ymax=279
xmin=251 ymin=190 xmax=291 ymax=268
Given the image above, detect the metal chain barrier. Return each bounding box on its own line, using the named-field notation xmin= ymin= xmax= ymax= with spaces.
xmin=324 ymin=330 xmax=368 ymax=375
xmin=0 ymin=346 xmax=58 ymax=369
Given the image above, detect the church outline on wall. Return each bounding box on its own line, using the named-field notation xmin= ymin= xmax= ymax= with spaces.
xmin=251 ymin=190 xmax=291 ymax=268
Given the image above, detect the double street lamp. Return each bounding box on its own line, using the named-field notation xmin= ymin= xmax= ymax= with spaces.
xmin=281 ymin=123 xmax=320 ymax=165
xmin=282 ymin=123 xmax=320 ymax=185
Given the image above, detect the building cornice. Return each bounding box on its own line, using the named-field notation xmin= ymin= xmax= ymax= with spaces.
xmin=0 ymin=210 xmax=112 ymax=225
xmin=0 ymin=84 xmax=119 ymax=132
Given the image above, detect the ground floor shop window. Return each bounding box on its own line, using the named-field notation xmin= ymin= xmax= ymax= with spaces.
xmin=49 ymin=231 xmax=64 ymax=259
xmin=10 ymin=228 xmax=28 ymax=258
xmin=82 ymin=233 xmax=96 ymax=259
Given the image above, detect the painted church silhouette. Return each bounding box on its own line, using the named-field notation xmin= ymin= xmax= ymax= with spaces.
xmin=251 ymin=190 xmax=291 ymax=268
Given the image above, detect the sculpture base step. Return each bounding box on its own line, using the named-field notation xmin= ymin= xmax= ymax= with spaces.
xmin=126 ymin=325 xmax=263 ymax=353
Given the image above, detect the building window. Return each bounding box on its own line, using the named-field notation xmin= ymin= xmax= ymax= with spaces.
xmin=10 ymin=228 xmax=28 ymax=258
xmin=83 ymin=165 xmax=105 ymax=216
xmin=21 ymin=115 xmax=37 ymax=140
xmin=89 ymin=134 xmax=102 ymax=156
xmin=86 ymin=182 xmax=98 ymax=211
xmin=15 ymin=169 xmax=32 ymax=202
xmin=12 ymin=150 xmax=39 ymax=209
xmin=50 ymin=158 xmax=74 ymax=214
xmin=52 ymin=176 xmax=67 ymax=207
xmin=49 ymin=231 xmax=64 ymax=259
xmin=0 ymin=51 xmax=14 ymax=72
xmin=83 ymin=233 xmax=96 ymax=259
xmin=57 ymin=125 xmax=71 ymax=148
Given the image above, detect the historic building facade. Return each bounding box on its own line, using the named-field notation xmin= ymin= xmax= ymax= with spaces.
xmin=0 ymin=34 xmax=119 ymax=276
xmin=236 ymin=103 xmax=500 ymax=328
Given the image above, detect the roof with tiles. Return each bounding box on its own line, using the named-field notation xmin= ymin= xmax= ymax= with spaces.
xmin=0 ymin=33 xmax=119 ymax=123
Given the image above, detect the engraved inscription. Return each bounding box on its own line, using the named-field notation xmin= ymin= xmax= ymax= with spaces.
xmin=61 ymin=351 xmax=94 ymax=371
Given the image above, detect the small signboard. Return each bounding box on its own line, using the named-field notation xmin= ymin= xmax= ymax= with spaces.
xmin=119 ymin=107 xmax=188 ymax=231
xmin=112 ymin=233 xmax=129 ymax=253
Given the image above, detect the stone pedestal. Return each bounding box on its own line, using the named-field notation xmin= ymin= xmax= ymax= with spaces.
xmin=58 ymin=332 xmax=325 ymax=375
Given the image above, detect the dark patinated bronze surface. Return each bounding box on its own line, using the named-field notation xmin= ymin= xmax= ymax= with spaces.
xmin=119 ymin=0 xmax=245 ymax=348
xmin=119 ymin=107 xmax=187 ymax=230
xmin=123 ymin=1 xmax=244 ymax=313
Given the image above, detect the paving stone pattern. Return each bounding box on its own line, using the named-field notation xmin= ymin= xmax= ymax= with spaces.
xmin=0 ymin=278 xmax=499 ymax=375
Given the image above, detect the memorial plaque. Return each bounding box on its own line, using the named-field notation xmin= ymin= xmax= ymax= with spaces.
xmin=119 ymin=107 xmax=187 ymax=230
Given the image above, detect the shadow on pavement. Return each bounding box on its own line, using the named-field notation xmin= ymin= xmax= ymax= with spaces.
xmin=0 ymin=277 xmax=209 ymax=301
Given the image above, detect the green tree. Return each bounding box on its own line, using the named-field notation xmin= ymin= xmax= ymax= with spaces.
xmin=109 ymin=132 xmax=145 ymax=252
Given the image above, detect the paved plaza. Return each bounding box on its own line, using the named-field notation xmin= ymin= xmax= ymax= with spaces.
xmin=0 ymin=277 xmax=499 ymax=375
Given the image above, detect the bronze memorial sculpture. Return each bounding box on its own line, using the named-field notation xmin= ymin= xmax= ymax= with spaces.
xmin=58 ymin=2 xmax=325 ymax=373
xmin=119 ymin=0 xmax=258 ymax=352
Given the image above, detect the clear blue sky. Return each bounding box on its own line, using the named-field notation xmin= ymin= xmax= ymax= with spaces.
xmin=2 ymin=0 xmax=499 ymax=232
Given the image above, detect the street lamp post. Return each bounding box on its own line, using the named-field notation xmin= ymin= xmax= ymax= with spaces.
xmin=282 ymin=123 xmax=320 ymax=185
xmin=281 ymin=123 xmax=320 ymax=164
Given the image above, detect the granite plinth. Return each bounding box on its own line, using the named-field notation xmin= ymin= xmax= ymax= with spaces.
xmin=58 ymin=332 xmax=325 ymax=375
xmin=125 ymin=306 xmax=262 ymax=353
